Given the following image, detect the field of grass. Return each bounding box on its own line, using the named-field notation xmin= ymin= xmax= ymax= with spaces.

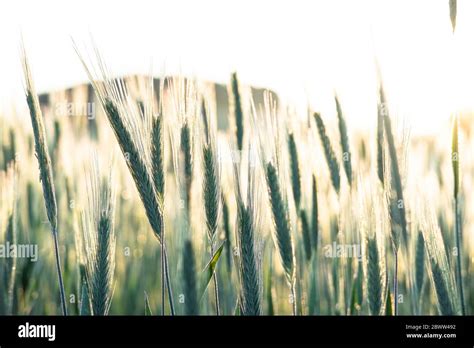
xmin=1 ymin=4 xmax=473 ymax=315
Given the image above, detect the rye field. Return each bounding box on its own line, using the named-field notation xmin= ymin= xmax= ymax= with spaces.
xmin=0 ymin=0 xmax=472 ymax=316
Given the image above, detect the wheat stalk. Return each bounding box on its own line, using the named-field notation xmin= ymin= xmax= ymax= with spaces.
xmin=167 ymin=76 xmax=196 ymax=215
xmin=151 ymin=112 xmax=168 ymax=315
xmin=421 ymin=205 xmax=460 ymax=315
xmin=415 ymin=230 xmax=425 ymax=312
xmin=222 ymin=194 xmax=233 ymax=272
xmin=236 ymin=202 xmax=262 ymax=315
xmin=287 ymin=130 xmax=306 ymax=314
xmin=431 ymin=262 xmax=456 ymax=315
xmin=234 ymin=154 xmax=262 ymax=315
xmin=21 ymin=45 xmax=68 ymax=315
xmin=379 ymin=85 xmax=407 ymax=315
xmin=376 ymin=100 xmax=385 ymax=186
xmin=334 ymin=96 xmax=352 ymax=185
xmin=367 ymin=237 xmax=384 ymax=315
xmin=311 ymin=175 xmax=319 ymax=253
xmin=252 ymin=93 xmax=296 ymax=315
xmin=452 ymin=114 xmax=465 ymax=314
xmin=380 ymin=88 xmax=407 ymax=248
xmin=202 ymin=99 xmax=221 ymax=315
xmin=265 ymin=162 xmax=296 ymax=314
xmin=203 ymin=149 xmax=220 ymax=239
xmin=300 ymin=210 xmax=312 ymax=262
xmin=231 ymin=72 xmax=244 ymax=151
xmin=314 ymin=113 xmax=340 ymax=194
xmin=75 ymin=44 xmax=163 ymax=239
xmin=181 ymin=123 xmax=193 ymax=210
xmin=360 ymin=179 xmax=386 ymax=316
xmin=80 ymin=280 xmax=91 ymax=316
xmin=288 ymin=132 xmax=301 ymax=210
xmin=81 ymin=160 xmax=116 ymax=316
xmin=105 ymin=99 xmax=164 ymax=237
xmin=151 ymin=114 xmax=165 ymax=200
xmin=74 ymin=44 xmax=175 ymax=314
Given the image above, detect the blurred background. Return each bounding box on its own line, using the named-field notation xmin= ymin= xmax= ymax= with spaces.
xmin=1 ymin=0 xmax=474 ymax=134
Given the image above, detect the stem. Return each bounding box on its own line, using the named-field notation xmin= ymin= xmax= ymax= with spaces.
xmin=394 ymin=249 xmax=398 ymax=316
xmin=296 ymin=263 xmax=303 ymax=315
xmin=161 ymin=241 xmax=165 ymax=315
xmin=163 ymin=246 xmax=175 ymax=315
xmin=290 ymin=280 xmax=297 ymax=316
xmin=213 ymin=272 xmax=220 ymax=315
xmin=455 ymin=198 xmax=466 ymax=315
xmin=210 ymin=242 xmax=220 ymax=315
xmin=160 ymin=212 xmax=175 ymax=315
xmin=52 ymin=230 xmax=67 ymax=316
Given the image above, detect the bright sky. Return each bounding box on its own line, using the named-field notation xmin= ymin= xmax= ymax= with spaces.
xmin=1 ymin=0 xmax=474 ymax=134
